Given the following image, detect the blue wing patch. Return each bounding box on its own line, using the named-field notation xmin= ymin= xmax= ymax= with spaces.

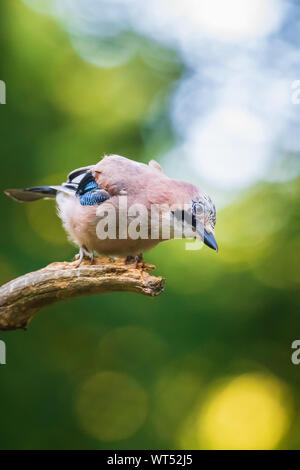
xmin=79 ymin=190 xmax=109 ymax=206
xmin=82 ymin=181 xmax=98 ymax=192
xmin=76 ymin=172 xmax=109 ymax=206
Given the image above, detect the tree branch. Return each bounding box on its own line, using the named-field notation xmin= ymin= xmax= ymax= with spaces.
xmin=0 ymin=257 xmax=165 ymax=331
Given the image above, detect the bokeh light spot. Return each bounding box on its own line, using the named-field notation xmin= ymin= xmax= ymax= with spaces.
xmin=194 ymin=0 xmax=283 ymax=41
xmin=75 ymin=371 xmax=148 ymax=442
xmin=188 ymin=107 xmax=270 ymax=190
xmin=197 ymin=373 xmax=291 ymax=449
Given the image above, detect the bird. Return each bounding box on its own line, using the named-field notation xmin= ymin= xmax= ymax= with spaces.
xmin=4 ymin=154 xmax=218 ymax=265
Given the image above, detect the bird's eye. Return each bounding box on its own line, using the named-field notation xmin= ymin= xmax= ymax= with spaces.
xmin=192 ymin=200 xmax=204 ymax=215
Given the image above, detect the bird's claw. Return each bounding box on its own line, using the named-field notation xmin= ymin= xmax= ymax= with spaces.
xmin=74 ymin=247 xmax=94 ymax=267
xmin=125 ymin=254 xmax=144 ymax=269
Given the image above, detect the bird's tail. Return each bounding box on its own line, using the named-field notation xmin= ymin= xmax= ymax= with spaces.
xmin=4 ymin=186 xmax=58 ymax=202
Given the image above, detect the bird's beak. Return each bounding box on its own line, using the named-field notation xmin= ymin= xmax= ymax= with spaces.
xmin=204 ymin=230 xmax=218 ymax=252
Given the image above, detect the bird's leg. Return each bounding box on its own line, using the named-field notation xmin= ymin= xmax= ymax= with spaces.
xmin=73 ymin=248 xmax=84 ymax=266
xmin=125 ymin=255 xmax=135 ymax=265
xmin=74 ymin=246 xmax=94 ymax=267
xmin=125 ymin=253 xmax=144 ymax=268
xmin=108 ymin=256 xmax=119 ymax=262
xmin=85 ymin=249 xmax=94 ymax=264
xmin=136 ymin=253 xmax=144 ymax=266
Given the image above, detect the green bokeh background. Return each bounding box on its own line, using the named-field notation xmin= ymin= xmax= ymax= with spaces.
xmin=0 ymin=1 xmax=299 ymax=450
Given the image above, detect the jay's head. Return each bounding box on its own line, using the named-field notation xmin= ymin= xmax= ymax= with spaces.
xmin=192 ymin=193 xmax=218 ymax=252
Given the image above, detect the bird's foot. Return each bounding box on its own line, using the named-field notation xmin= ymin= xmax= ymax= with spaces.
xmin=74 ymin=247 xmax=94 ymax=267
xmin=108 ymin=256 xmax=119 ymax=262
xmin=125 ymin=253 xmax=144 ymax=269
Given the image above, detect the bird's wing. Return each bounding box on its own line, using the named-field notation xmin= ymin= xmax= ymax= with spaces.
xmin=69 ymin=169 xmax=110 ymax=206
xmin=67 ymin=165 xmax=95 ymax=184
xmin=93 ymin=155 xmax=168 ymax=200
xmin=4 ymin=187 xmax=57 ymax=202
xmin=4 ymin=165 xmax=106 ymax=204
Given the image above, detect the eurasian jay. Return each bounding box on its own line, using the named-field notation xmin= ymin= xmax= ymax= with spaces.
xmin=5 ymin=155 xmax=218 ymax=265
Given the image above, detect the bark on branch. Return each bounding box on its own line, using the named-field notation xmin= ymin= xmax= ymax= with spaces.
xmin=0 ymin=257 xmax=165 ymax=331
